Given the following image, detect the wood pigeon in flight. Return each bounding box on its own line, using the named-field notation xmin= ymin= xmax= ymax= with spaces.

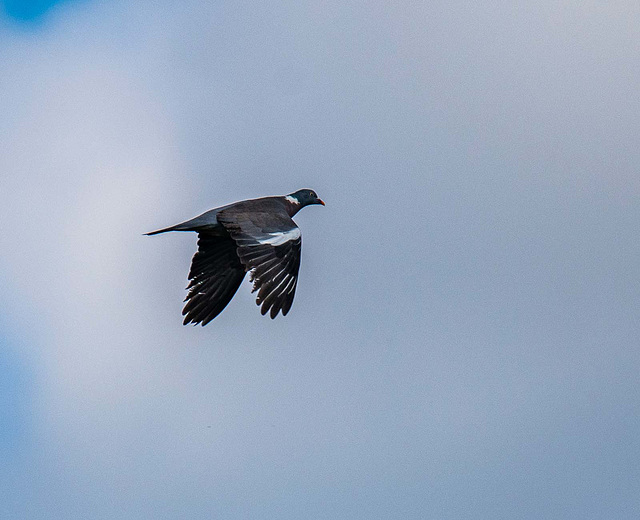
xmin=146 ymin=189 xmax=325 ymax=325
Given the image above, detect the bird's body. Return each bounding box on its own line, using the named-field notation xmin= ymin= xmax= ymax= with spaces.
xmin=146 ymin=189 xmax=324 ymax=325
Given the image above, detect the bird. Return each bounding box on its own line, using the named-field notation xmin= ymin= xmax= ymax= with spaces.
xmin=146 ymin=189 xmax=325 ymax=325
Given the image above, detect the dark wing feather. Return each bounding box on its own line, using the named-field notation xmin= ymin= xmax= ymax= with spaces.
xmin=217 ymin=210 xmax=301 ymax=319
xmin=182 ymin=233 xmax=245 ymax=325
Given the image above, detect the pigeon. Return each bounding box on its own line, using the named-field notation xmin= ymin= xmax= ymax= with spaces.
xmin=146 ymin=189 xmax=325 ymax=325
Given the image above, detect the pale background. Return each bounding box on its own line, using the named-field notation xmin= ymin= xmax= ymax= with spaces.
xmin=1 ymin=1 xmax=639 ymax=518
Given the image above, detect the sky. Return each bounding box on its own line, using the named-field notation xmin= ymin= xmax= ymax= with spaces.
xmin=1 ymin=1 xmax=639 ymax=518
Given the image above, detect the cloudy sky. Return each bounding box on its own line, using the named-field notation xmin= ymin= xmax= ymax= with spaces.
xmin=1 ymin=1 xmax=639 ymax=518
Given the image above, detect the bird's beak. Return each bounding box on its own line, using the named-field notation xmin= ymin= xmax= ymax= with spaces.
xmin=317 ymin=199 xmax=325 ymax=206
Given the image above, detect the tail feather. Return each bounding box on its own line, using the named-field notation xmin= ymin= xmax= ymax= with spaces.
xmin=145 ymin=226 xmax=176 ymax=236
xmin=144 ymin=223 xmax=194 ymax=235
xmin=145 ymin=208 xmax=223 ymax=236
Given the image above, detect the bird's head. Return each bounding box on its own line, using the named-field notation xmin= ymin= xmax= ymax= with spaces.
xmin=287 ymin=189 xmax=325 ymax=208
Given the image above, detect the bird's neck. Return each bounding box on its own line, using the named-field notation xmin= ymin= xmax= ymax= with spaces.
xmin=283 ymin=195 xmax=302 ymax=216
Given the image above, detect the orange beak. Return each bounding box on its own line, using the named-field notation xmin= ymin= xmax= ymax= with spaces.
xmin=317 ymin=199 xmax=325 ymax=206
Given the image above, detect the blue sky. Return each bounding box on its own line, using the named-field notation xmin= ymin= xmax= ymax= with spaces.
xmin=0 ymin=331 xmax=31 ymax=459
xmin=1 ymin=1 xmax=639 ymax=518
xmin=1 ymin=0 xmax=69 ymax=21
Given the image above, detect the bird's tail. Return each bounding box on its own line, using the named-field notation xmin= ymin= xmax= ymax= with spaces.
xmin=144 ymin=224 xmax=187 ymax=236
xmin=145 ymin=212 xmax=213 ymax=235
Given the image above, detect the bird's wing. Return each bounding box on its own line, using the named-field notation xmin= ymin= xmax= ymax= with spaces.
xmin=217 ymin=210 xmax=301 ymax=318
xmin=182 ymin=233 xmax=246 ymax=325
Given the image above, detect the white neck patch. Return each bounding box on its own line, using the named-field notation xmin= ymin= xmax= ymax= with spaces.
xmin=285 ymin=195 xmax=300 ymax=205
